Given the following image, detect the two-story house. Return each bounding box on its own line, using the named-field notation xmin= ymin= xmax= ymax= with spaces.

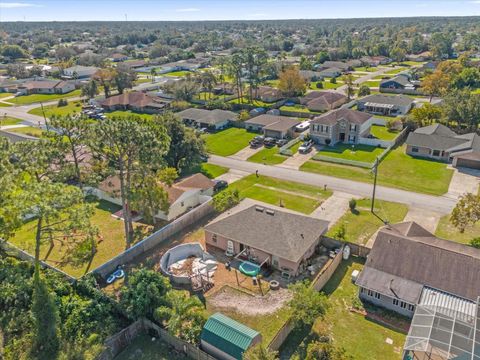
xmin=309 ymin=109 xmax=373 ymax=145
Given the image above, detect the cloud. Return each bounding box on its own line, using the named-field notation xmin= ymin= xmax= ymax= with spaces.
xmin=0 ymin=2 xmax=40 ymax=8
xmin=470 ymin=0 xmax=480 ymax=3
xmin=175 ymin=7 xmax=200 ymax=12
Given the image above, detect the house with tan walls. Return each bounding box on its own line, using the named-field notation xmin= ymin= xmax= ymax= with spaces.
xmin=92 ymin=173 xmax=215 ymax=221
xmin=204 ymin=203 xmax=329 ymax=277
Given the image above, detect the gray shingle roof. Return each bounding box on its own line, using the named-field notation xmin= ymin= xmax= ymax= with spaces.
xmin=204 ymin=205 xmax=328 ymax=263
xmin=357 ymin=221 xmax=480 ymax=302
xmin=311 ymin=108 xmax=372 ymax=125
xmin=244 ymin=114 xmax=300 ymax=131
xmin=358 ymin=94 xmax=413 ymax=107
xmin=176 ymin=108 xmax=237 ymax=125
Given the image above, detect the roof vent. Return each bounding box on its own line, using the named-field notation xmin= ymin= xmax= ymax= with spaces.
xmin=266 ymin=209 xmax=275 ymax=216
xmin=255 ymin=206 xmax=265 ymax=212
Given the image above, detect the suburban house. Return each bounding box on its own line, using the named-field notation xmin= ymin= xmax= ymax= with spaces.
xmin=357 ymin=94 xmax=414 ymax=116
xmin=299 ymin=70 xmax=325 ymax=82
xmin=95 ymin=173 xmax=215 ymax=221
xmin=16 ymin=80 xmax=75 ymax=95
xmin=406 ymin=51 xmax=432 ymax=62
xmin=317 ymin=67 xmax=342 ymax=78
xmin=110 ymin=53 xmax=128 ymax=62
xmin=255 ymin=86 xmax=283 ymax=103
xmin=213 ymin=83 xmax=236 ymax=95
xmin=380 ymin=74 xmax=420 ymax=94
xmin=176 ymin=108 xmax=237 ymax=130
xmin=244 ymin=114 xmax=300 ymax=139
xmin=299 ymin=91 xmax=348 ymax=112
xmin=320 ymin=61 xmax=350 ymax=72
xmin=360 ymin=56 xmax=392 ymax=67
xmin=355 ymin=221 xmax=480 ymax=360
xmin=201 ymin=313 xmax=262 ymax=360
xmin=406 ymin=124 xmax=480 ymax=169
xmin=204 ymin=203 xmax=329 ymax=277
xmin=309 ymin=108 xmax=373 ymax=145
xmin=62 ymin=65 xmax=99 ymax=79
xmin=100 ymin=91 xmax=171 ymax=114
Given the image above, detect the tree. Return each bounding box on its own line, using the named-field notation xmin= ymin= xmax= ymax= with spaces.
xmin=48 ymin=114 xmax=92 ymax=186
xmin=150 ymin=67 xmax=157 ymax=83
xmin=357 ymin=84 xmax=371 ymax=97
xmin=470 ymin=237 xmax=480 ymax=249
xmin=305 ymin=341 xmax=352 ymax=360
xmin=114 ymin=65 xmax=137 ymax=94
xmin=1 ymin=45 xmax=27 ymax=59
xmin=442 ymin=90 xmax=480 ymax=132
xmin=450 ymin=193 xmax=480 ymax=233
xmin=229 ymin=52 xmax=245 ymax=101
xmin=120 ymin=269 xmax=171 ymax=319
xmin=158 ymin=112 xmax=206 ymax=173
xmin=343 ymin=74 xmax=355 ymax=100
xmin=95 ymin=68 xmax=116 ymax=98
xmin=30 ymin=276 xmax=59 ymax=359
xmin=213 ymin=189 xmax=240 ymax=212
xmin=278 ymin=67 xmax=307 ymax=97
xmin=243 ymin=344 xmax=279 ymax=360
xmin=91 ymin=116 xmax=169 ymax=247
xmin=391 ymin=47 xmax=406 ymax=63
xmin=239 ymin=110 xmax=250 ymax=122
xmin=333 ymin=223 xmax=346 ymax=241
xmin=244 ymin=47 xmax=268 ymax=102
xmin=197 ymin=70 xmax=217 ymax=100
xmin=154 ymin=290 xmax=206 ymax=344
xmin=299 ymin=55 xmax=313 ymax=70
xmin=409 ymin=102 xmax=442 ymax=127
xmin=349 ymin=199 xmax=357 ymax=211
xmin=81 ymin=79 xmax=98 ymax=100
xmin=287 ymin=281 xmax=329 ymax=328
xmin=169 ymin=79 xmax=200 ymax=102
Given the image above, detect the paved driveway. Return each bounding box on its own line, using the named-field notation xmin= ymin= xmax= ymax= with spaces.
xmin=310 ymin=191 xmax=360 ymax=227
xmin=214 ymin=169 xmax=249 ymax=184
xmin=228 ymin=145 xmax=263 ymax=161
xmin=404 ymin=208 xmax=443 ymax=233
xmin=447 ymin=167 xmax=480 ymax=198
xmin=279 ymin=148 xmax=317 ymax=170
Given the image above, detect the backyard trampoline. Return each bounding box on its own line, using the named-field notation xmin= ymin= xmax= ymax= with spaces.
xmin=239 ymin=261 xmax=261 ymax=277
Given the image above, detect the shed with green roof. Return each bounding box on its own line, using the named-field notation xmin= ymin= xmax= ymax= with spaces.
xmin=201 ymin=312 xmax=262 ymax=360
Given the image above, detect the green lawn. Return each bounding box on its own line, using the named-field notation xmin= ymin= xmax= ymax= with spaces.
xmin=361 ymin=80 xmax=381 ymax=88
xmin=0 ymin=102 xmax=13 ymax=107
xmin=0 ymin=117 xmax=23 ymax=126
xmin=228 ymin=174 xmax=332 ymax=214
xmin=7 ymin=89 xmax=82 ymax=105
xmin=6 ymin=126 xmax=46 ymax=138
xmin=203 ymin=128 xmax=256 ymax=156
xmin=370 ymin=125 xmax=400 ymax=141
xmin=279 ymin=105 xmax=323 ymax=114
xmin=28 ymin=100 xmax=83 ymax=117
xmin=115 ymin=334 xmax=188 ymax=360
xmin=200 ymin=163 xmax=229 ymax=178
xmin=374 ymin=74 xmax=393 ymax=80
xmin=435 ymin=215 xmax=480 ymax=245
xmin=206 ymin=286 xmax=292 ymax=346
xmin=8 ymin=200 xmax=151 ymax=278
xmin=229 ymin=97 xmax=276 ymax=108
xmin=354 ymin=66 xmax=379 ymax=72
xmin=165 ymin=70 xmax=192 ymax=77
xmin=327 ymin=198 xmax=408 ymax=245
xmin=302 ymin=145 xmax=454 ymax=196
xmin=309 ymin=81 xmax=342 ymax=90
xmin=385 ymin=68 xmax=407 ymax=75
xmin=318 ymin=144 xmax=384 ymax=163
xmin=280 ymin=258 xmax=407 ymax=360
xmin=0 ymin=93 xmax=13 ymax=99
xmin=106 ymin=110 xmax=154 ymax=120
xmin=247 ymin=146 xmax=288 ymax=165
xmin=193 ymin=92 xmax=230 ymax=101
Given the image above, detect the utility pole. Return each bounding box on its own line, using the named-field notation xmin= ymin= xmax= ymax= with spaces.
xmin=371 ymin=157 xmax=379 ymax=213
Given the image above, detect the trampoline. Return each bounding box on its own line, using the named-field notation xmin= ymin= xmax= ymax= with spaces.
xmin=239 ymin=261 xmax=261 ymax=277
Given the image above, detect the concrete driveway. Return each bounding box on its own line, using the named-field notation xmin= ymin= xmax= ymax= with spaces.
xmin=228 ymin=145 xmax=264 ymax=161
xmin=214 ymin=169 xmax=250 ymax=184
xmin=310 ymin=191 xmax=360 ymax=227
xmin=404 ymin=208 xmax=443 ymax=233
xmin=447 ymin=167 xmax=480 ymax=198
xmin=279 ymin=148 xmax=317 ymax=170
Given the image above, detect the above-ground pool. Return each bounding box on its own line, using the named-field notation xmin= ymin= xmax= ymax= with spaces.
xmin=239 ymin=261 xmax=261 ymax=277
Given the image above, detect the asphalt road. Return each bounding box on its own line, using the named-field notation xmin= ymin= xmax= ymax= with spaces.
xmin=208 ymin=154 xmax=457 ymax=214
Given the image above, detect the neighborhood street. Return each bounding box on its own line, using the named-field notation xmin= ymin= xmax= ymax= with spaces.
xmin=208 ymin=154 xmax=458 ymax=214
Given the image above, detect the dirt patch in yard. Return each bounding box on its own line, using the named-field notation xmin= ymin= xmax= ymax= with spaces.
xmin=208 ymin=285 xmax=292 ymax=316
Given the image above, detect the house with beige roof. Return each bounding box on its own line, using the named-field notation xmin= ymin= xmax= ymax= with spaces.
xmin=17 ymin=80 xmax=75 ymax=95
xmin=93 ymin=173 xmax=215 ymax=221
xmin=100 ymin=91 xmax=171 ymax=114
xmin=244 ymin=114 xmax=300 ymax=139
xmin=299 ymin=91 xmax=347 ymax=112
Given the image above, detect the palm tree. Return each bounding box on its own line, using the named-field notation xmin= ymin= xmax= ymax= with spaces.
xmin=150 ymin=68 xmax=157 ymax=83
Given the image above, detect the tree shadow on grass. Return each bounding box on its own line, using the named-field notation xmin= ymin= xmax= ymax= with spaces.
xmin=278 ymin=325 xmax=316 ymax=360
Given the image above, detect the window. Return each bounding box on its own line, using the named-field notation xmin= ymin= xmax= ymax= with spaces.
xmin=350 ymin=124 xmax=357 ymax=131
xmin=367 ymin=289 xmax=374 ymax=297
xmin=411 ymin=147 xmax=419 ymax=153
xmin=432 ymin=150 xmax=440 ymax=156
xmin=393 ymin=298 xmax=399 ymax=306
xmin=374 ymin=292 xmax=381 ymax=299
xmin=349 ymin=135 xmax=356 ymax=142
xmin=360 ymin=287 xmax=365 ymax=294
xmin=408 ymin=304 xmax=415 ymax=312
xmin=325 ymin=126 xmax=329 ymax=132
xmin=212 ymin=234 xmax=217 ymax=243
xmin=181 ymin=201 xmax=184 ymax=207
xmin=400 ymin=301 xmax=407 ymax=309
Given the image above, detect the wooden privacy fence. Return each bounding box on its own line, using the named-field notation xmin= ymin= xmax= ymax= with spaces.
xmin=96 ymin=318 xmax=216 ymax=360
xmin=91 ymin=200 xmax=215 ymax=279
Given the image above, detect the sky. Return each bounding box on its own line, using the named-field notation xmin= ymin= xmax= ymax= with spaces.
xmin=0 ymin=0 xmax=480 ymax=22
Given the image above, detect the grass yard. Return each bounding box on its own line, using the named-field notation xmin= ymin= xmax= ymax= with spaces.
xmin=165 ymin=70 xmax=192 ymax=77
xmin=385 ymin=68 xmax=407 ymax=75
xmin=200 ymin=163 xmax=229 ymax=178
xmin=203 ymin=128 xmax=256 ymax=156
xmin=6 ymin=126 xmax=46 ymax=138
xmin=318 ymin=143 xmax=384 ymax=163
xmin=354 ymin=66 xmax=379 ymax=72
xmin=193 ymin=91 xmax=230 ymax=101
xmin=0 ymin=93 xmax=13 ymax=99
xmin=28 ymin=100 xmax=83 ymax=117
xmin=370 ymin=125 xmax=400 ymax=141
xmin=327 ymin=198 xmax=408 ymax=245
xmin=115 ymin=334 xmax=188 ymax=360
xmin=374 ymin=74 xmax=393 ymax=80
xmin=0 ymin=117 xmax=23 ymax=126
xmin=106 ymin=110 xmax=154 ymax=120
xmin=8 ymin=200 xmax=152 ymax=278
xmin=247 ymin=146 xmax=288 ymax=165
xmin=228 ymin=174 xmax=332 ymax=214
xmin=280 ymin=258 xmax=407 ymax=360
xmin=206 ymin=286 xmax=292 ymax=346
xmin=7 ymin=89 xmax=82 ymax=105
xmin=435 ymin=215 xmax=480 ymax=245
xmin=302 ymin=145 xmax=454 ymax=196
xmin=0 ymin=102 xmax=13 ymax=107
xmin=308 ymin=81 xmax=342 ymax=90
xmin=361 ymin=80 xmax=381 ymax=88
xmin=279 ymin=104 xmax=323 ymax=114
xmin=229 ymin=97 xmax=276 ymax=108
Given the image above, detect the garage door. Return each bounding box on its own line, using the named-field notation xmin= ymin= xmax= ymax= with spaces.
xmin=456 ymin=158 xmax=480 ymax=170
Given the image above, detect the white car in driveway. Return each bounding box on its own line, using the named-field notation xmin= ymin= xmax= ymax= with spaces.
xmin=295 ymin=120 xmax=310 ymax=132
xmin=298 ymin=140 xmax=314 ymax=153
